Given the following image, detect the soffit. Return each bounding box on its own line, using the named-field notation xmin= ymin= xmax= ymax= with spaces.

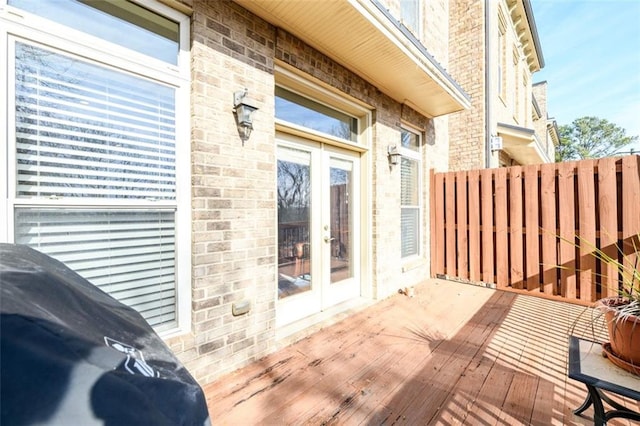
xmin=233 ymin=0 xmax=470 ymax=118
xmin=547 ymin=120 xmax=560 ymax=146
xmin=507 ymin=0 xmax=544 ymax=73
xmin=498 ymin=122 xmax=547 ymax=164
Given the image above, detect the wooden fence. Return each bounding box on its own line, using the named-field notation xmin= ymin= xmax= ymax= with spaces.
xmin=430 ymin=155 xmax=640 ymax=305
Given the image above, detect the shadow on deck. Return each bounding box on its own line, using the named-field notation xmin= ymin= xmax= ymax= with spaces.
xmin=204 ymin=279 xmax=639 ymax=425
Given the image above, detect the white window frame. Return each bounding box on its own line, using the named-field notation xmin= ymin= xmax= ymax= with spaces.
xmin=399 ymin=126 xmax=422 ymax=260
xmin=498 ymin=14 xmax=507 ymax=103
xmin=275 ymin=63 xmax=372 ymax=151
xmin=0 ymin=0 xmax=191 ymax=337
xmin=400 ymin=0 xmax=421 ymax=38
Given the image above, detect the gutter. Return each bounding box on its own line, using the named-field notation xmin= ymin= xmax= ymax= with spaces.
xmin=370 ymin=0 xmax=471 ymax=107
xmin=522 ymin=0 xmax=545 ymax=69
xmin=532 ymin=94 xmax=541 ymax=119
xmin=485 ymin=0 xmax=492 ymax=168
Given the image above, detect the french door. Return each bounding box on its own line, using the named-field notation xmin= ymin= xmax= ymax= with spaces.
xmin=276 ymin=134 xmax=361 ymax=326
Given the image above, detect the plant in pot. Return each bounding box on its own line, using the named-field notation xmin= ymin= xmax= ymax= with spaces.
xmin=570 ymin=233 xmax=640 ymax=376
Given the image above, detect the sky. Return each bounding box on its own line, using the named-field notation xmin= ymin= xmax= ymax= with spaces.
xmin=530 ymin=0 xmax=640 ymax=152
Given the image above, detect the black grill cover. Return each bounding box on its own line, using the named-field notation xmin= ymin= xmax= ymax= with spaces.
xmin=0 ymin=244 xmax=210 ymax=426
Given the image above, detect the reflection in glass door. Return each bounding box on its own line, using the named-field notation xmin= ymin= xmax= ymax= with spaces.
xmin=277 ymin=139 xmax=360 ymax=326
xmin=277 ymin=147 xmax=312 ymax=300
xmin=329 ymin=158 xmax=353 ymax=285
xmin=322 ymin=150 xmax=360 ymax=308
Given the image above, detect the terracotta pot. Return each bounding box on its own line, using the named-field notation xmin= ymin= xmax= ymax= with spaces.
xmin=596 ymin=297 xmax=640 ymax=376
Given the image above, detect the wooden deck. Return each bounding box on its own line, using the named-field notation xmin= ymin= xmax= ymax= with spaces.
xmin=204 ymin=279 xmax=640 ymax=425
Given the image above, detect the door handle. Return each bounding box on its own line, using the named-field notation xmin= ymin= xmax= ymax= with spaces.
xmin=324 ymin=236 xmax=335 ymax=243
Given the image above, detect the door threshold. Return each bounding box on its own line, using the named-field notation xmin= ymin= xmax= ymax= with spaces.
xmin=275 ymin=297 xmax=374 ymax=348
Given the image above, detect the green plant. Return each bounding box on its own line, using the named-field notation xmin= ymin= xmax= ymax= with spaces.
xmin=558 ymin=232 xmax=639 ymax=340
xmin=581 ymin=233 xmax=639 ymax=319
xmin=561 ymin=232 xmax=640 ymax=375
xmin=558 ymin=232 xmax=640 ymax=314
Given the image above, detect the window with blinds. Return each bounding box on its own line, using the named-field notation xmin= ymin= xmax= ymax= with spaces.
xmin=400 ymin=129 xmax=421 ymax=258
xmin=5 ymin=0 xmax=188 ymax=333
xmin=15 ymin=209 xmax=177 ymax=329
xmin=15 ymin=43 xmax=176 ymax=201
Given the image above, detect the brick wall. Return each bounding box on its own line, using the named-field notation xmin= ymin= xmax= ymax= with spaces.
xmin=166 ymin=0 xmax=278 ymax=383
xmin=533 ymin=81 xmax=555 ymax=160
xmin=164 ymin=0 xmax=448 ymax=385
xmin=447 ymin=0 xmax=486 ymax=171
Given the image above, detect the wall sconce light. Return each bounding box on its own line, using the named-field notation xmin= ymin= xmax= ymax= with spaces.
xmin=233 ymin=88 xmax=258 ymax=143
xmin=387 ymin=145 xmax=401 ymax=166
xmin=490 ymin=135 xmax=503 ymax=152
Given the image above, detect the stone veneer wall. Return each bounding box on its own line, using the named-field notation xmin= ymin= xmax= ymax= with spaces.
xmin=163 ymin=0 xmax=451 ymax=385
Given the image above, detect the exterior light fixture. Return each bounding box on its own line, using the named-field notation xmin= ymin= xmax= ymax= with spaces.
xmin=233 ymin=88 xmax=258 ymax=143
xmin=490 ymin=135 xmax=503 ymax=152
xmin=387 ymin=145 xmax=401 ymax=166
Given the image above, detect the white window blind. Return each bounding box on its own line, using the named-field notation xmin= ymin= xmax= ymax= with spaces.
xmin=400 ymin=146 xmax=420 ymax=258
xmin=15 ymin=43 xmax=176 ymax=200
xmin=15 ymin=209 xmax=177 ymax=330
xmin=401 ymin=208 xmax=419 ymax=258
xmin=13 ymin=41 xmax=179 ymax=331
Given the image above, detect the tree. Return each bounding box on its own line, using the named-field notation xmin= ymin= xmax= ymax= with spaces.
xmin=555 ymin=116 xmax=638 ymax=162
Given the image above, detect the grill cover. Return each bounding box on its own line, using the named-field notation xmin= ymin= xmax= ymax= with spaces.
xmin=0 ymin=244 xmax=210 ymax=425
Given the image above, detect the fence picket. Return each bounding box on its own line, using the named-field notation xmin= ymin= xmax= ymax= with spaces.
xmin=621 ymin=156 xmax=640 ymax=290
xmin=494 ymin=168 xmax=508 ymax=288
xmin=540 ymin=164 xmax=557 ymax=295
xmin=524 ymin=165 xmax=541 ymax=292
xmin=468 ymin=170 xmax=481 ymax=282
xmin=577 ymin=160 xmax=597 ymax=301
xmin=480 ymin=168 xmax=495 ymax=284
xmin=557 ymin=161 xmax=576 ymax=299
xmin=597 ymin=157 xmax=619 ymax=297
xmin=433 ymin=170 xmax=445 ymax=275
xmin=456 ymin=172 xmax=469 ymax=280
xmin=445 ymin=174 xmax=456 ymax=276
xmin=509 ymin=166 xmax=524 ymax=289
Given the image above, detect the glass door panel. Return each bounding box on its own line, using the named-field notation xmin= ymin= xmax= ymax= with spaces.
xmin=329 ymin=157 xmax=353 ymax=284
xmin=322 ymin=149 xmax=360 ymax=308
xmin=276 ymin=136 xmax=361 ymax=327
xmin=277 ymin=147 xmax=312 ymax=299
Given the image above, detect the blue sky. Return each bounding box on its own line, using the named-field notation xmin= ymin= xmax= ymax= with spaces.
xmin=530 ymin=0 xmax=640 ymax=152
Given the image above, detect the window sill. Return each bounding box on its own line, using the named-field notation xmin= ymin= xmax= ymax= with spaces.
xmin=401 ymin=256 xmax=427 ymax=273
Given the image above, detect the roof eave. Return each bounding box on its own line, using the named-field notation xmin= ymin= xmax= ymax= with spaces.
xmin=233 ymin=0 xmax=471 ymax=117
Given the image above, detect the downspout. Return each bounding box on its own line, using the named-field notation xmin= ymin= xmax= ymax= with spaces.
xmin=484 ymin=0 xmax=492 ymax=168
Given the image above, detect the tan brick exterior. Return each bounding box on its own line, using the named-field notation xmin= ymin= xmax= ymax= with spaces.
xmin=532 ymin=81 xmax=557 ymax=160
xmin=0 ymin=0 xmax=556 ymax=390
xmin=448 ymin=0 xmax=486 ymax=171
xmin=448 ymin=0 xmax=548 ymax=170
xmin=162 ymin=0 xmax=455 ymax=385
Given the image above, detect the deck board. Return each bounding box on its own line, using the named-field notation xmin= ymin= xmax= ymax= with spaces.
xmin=204 ymin=279 xmax=638 ymax=425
